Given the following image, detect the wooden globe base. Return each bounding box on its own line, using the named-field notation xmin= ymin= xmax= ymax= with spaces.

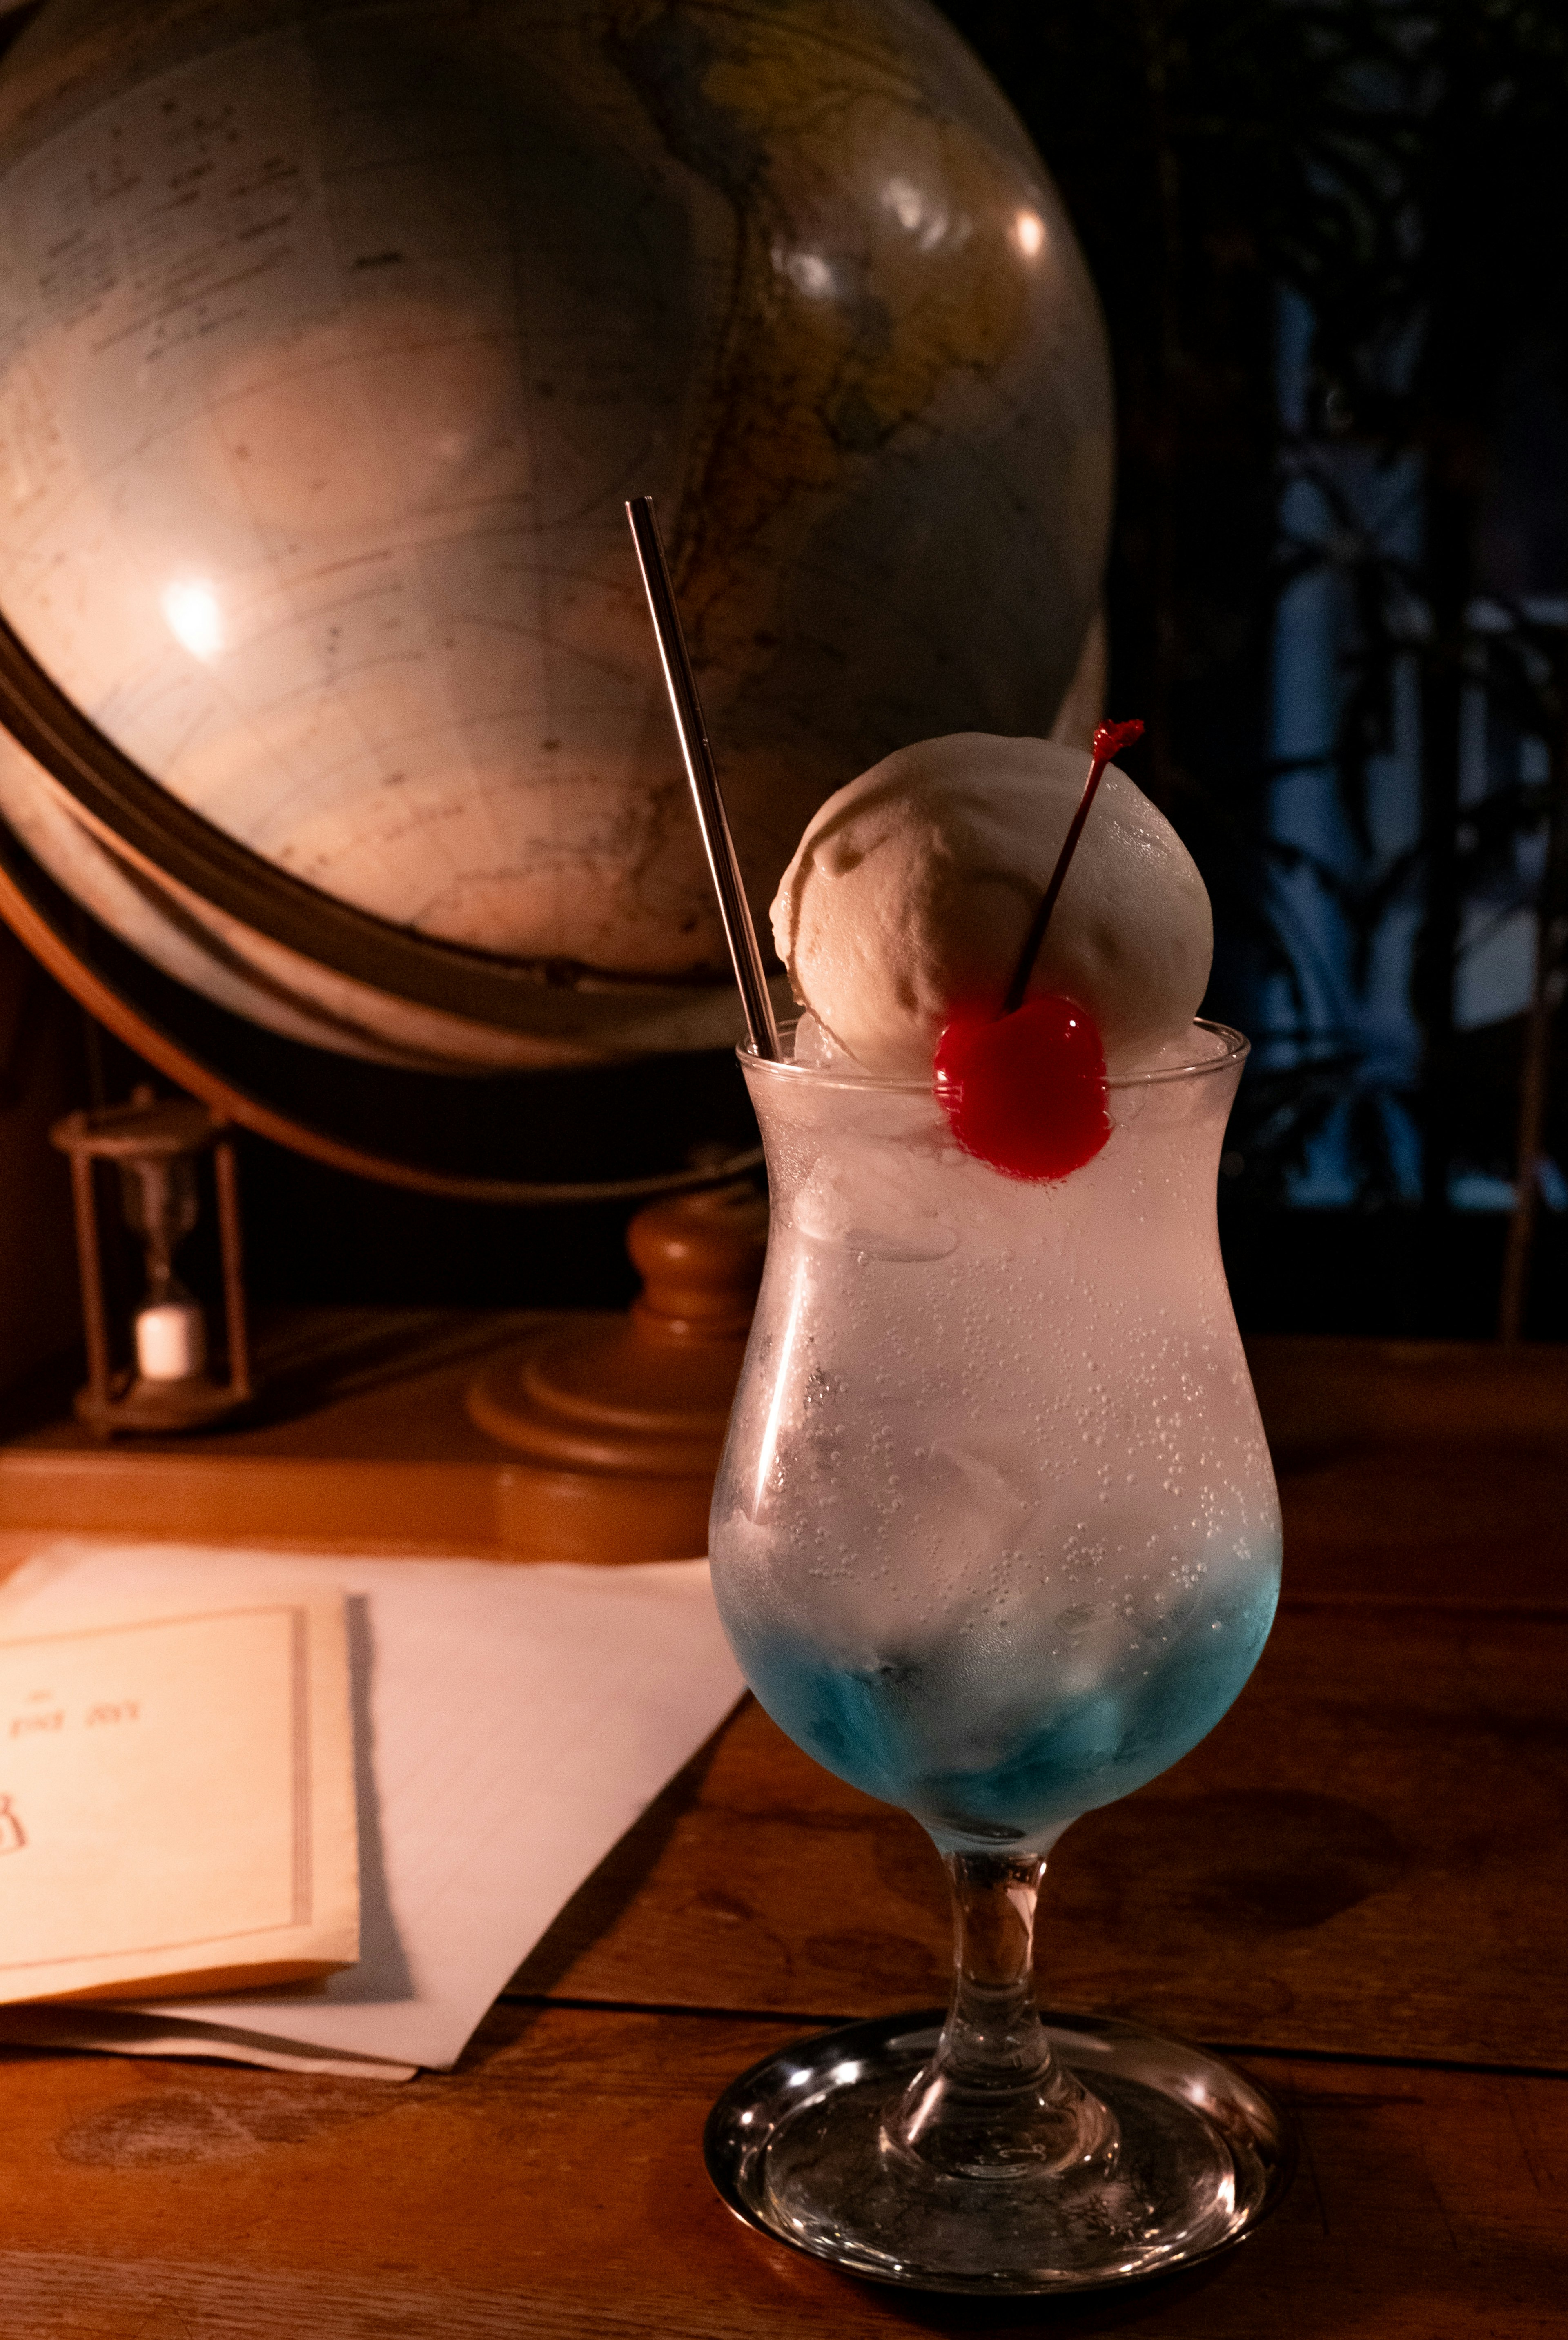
xmin=465 ymin=1183 xmax=768 ymax=1562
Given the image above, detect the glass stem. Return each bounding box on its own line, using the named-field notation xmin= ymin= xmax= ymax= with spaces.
xmin=943 ymin=1851 xmax=1052 ymax=2084
xmin=883 ymin=1850 xmax=1117 ymax=2181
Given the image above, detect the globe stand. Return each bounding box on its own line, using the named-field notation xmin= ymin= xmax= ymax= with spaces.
xmin=465 ymin=1183 xmax=768 ymax=1562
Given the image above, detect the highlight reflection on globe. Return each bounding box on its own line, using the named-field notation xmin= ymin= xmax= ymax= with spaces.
xmin=0 ymin=0 xmax=1110 ymax=1076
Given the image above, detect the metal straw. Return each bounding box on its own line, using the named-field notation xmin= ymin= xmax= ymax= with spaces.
xmin=626 ymin=495 xmax=781 ymax=1060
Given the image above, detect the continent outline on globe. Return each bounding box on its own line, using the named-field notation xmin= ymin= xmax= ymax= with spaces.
xmin=0 ymin=0 xmax=1110 ymax=1071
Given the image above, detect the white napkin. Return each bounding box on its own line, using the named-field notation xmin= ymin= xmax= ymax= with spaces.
xmin=0 ymin=1541 xmax=744 ymax=2078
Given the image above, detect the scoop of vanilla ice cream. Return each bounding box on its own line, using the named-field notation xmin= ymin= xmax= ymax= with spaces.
xmin=770 ymin=734 xmax=1213 ymax=1077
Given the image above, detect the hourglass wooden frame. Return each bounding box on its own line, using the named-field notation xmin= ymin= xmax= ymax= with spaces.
xmin=50 ymin=1091 xmax=252 ymax=1437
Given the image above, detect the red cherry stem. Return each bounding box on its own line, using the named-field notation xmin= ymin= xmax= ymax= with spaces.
xmin=1000 ymin=718 xmax=1145 ymax=1016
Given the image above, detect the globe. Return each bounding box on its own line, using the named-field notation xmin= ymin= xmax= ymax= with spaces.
xmin=0 ymin=0 xmax=1110 ymax=1187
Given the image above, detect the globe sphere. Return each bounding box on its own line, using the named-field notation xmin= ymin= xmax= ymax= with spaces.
xmin=0 ymin=0 xmax=1111 ymax=1072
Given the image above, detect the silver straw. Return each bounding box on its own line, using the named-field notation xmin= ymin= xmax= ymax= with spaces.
xmin=626 ymin=495 xmax=782 ymax=1060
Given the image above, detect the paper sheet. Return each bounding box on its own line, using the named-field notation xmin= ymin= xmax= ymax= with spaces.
xmin=0 ymin=1543 xmax=744 ymax=2077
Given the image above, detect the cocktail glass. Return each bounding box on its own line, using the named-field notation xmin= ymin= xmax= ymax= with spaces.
xmin=703 ymin=1018 xmax=1292 ymax=2293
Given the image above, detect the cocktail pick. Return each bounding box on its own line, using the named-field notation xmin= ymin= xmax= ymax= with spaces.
xmin=625 ymin=496 xmax=782 ymax=1061
xmin=1002 ymin=719 xmax=1145 ymax=1015
xmin=935 ymin=718 xmax=1145 ymax=1181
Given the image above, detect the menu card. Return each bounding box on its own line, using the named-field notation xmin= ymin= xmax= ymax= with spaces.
xmin=0 ymin=1597 xmax=358 ymax=2005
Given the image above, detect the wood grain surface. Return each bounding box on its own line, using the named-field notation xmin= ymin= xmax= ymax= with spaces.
xmin=0 ymin=2007 xmax=1560 ymax=2339
xmin=0 ymin=1328 xmax=1564 ymax=2335
xmin=507 ymin=1596 xmax=1568 ymax=2069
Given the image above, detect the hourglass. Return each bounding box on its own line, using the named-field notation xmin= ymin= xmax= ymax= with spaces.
xmin=51 ymin=1088 xmax=251 ymax=1435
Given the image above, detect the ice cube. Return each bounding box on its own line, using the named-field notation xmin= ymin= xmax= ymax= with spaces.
xmin=794 ymin=1147 xmax=959 ymax=1260
xmin=792 ymin=1013 xmax=853 ymax=1067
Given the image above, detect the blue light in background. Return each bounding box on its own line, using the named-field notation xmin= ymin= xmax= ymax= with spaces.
xmin=1258 ymin=290 xmax=1563 ymax=1213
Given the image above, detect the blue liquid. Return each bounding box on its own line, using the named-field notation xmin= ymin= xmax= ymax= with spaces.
xmin=719 ymin=1562 xmax=1280 ymax=1851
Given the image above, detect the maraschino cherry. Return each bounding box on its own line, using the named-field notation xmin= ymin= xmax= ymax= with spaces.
xmin=935 ymin=995 xmax=1109 ymax=1179
xmin=934 ymin=719 xmax=1145 ymax=1183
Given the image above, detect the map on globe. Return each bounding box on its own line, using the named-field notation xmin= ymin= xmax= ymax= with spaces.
xmin=0 ymin=0 xmax=1109 ymax=1081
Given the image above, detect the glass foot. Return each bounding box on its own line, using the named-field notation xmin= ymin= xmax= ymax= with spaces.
xmin=705 ymin=2008 xmax=1295 ymax=2295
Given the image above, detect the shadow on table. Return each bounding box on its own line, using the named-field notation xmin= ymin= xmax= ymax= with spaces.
xmin=500 ymin=1708 xmax=740 ymax=2005
xmin=829 ymin=2258 xmax=1235 ymax=2333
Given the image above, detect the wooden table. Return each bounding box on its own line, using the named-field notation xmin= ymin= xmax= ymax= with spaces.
xmin=0 ymin=1334 xmax=1564 ymax=2337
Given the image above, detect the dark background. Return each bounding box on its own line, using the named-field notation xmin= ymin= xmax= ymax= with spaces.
xmin=8 ymin=0 xmax=1568 ymax=1340
xmin=942 ymin=0 xmax=1568 ymax=1338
